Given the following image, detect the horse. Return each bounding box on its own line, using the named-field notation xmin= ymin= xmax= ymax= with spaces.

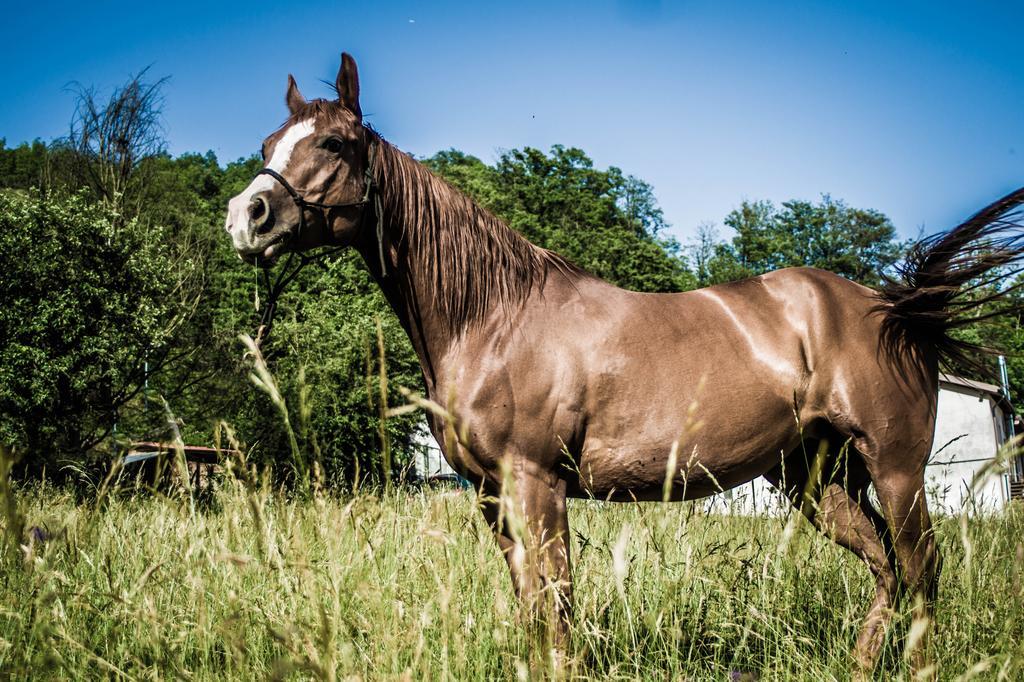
xmin=224 ymin=53 xmax=1024 ymax=676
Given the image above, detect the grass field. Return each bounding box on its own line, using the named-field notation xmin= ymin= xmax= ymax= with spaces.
xmin=1 ymin=466 xmax=1023 ymax=681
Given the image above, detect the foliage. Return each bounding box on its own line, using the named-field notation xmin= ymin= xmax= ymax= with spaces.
xmin=230 ymin=253 xmax=424 ymax=486
xmin=0 ymin=190 xmax=193 ymax=468
xmin=0 ymin=134 xmax=419 ymax=484
xmin=695 ymin=196 xmax=904 ymax=287
xmin=0 ymin=138 xmax=49 ymax=190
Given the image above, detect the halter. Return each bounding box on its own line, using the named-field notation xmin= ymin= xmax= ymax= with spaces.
xmin=252 ymin=140 xmax=385 ymax=349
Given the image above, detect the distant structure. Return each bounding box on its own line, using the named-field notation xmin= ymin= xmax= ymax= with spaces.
xmin=927 ymin=374 xmax=1014 ymax=513
xmin=411 ymin=423 xmax=457 ymax=482
xmin=120 ymin=441 xmax=235 ymax=491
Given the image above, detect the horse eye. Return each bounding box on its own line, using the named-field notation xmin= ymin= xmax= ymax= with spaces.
xmin=323 ymin=138 xmax=344 ymax=154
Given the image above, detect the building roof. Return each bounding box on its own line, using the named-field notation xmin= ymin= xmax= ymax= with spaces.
xmin=939 ymin=374 xmax=1012 ymax=414
xmin=940 ymin=373 xmax=1002 ymax=396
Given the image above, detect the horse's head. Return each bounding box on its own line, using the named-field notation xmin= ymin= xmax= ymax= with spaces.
xmin=225 ymin=53 xmax=372 ymax=264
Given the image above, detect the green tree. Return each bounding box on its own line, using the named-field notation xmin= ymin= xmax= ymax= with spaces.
xmin=249 ymin=254 xmax=423 ymax=486
xmin=0 ymin=190 xmax=195 ymax=471
xmin=700 ymin=196 xmax=903 ymax=286
xmin=0 ymin=139 xmax=48 ymax=190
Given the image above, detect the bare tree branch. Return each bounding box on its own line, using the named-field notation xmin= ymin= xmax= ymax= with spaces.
xmin=65 ymin=67 xmax=169 ymax=214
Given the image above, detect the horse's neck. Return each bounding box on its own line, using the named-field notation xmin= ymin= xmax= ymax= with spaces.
xmin=353 ymin=170 xmax=467 ymax=394
xmin=359 ymin=242 xmax=452 ymax=393
xmin=354 ymin=140 xmax=560 ymax=395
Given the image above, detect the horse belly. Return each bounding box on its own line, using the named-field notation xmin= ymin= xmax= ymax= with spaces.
xmin=572 ymin=390 xmax=798 ymax=501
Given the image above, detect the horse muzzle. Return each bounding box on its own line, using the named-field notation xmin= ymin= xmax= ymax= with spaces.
xmin=225 ymin=190 xmax=298 ymax=264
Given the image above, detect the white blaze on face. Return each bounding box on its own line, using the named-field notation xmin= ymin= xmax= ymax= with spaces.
xmin=225 ymin=118 xmax=316 ymax=253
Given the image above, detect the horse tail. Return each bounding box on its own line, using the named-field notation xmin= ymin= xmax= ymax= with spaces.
xmin=876 ymin=186 xmax=1024 ymax=378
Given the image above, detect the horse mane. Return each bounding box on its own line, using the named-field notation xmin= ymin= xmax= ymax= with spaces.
xmin=371 ymin=130 xmax=588 ymax=333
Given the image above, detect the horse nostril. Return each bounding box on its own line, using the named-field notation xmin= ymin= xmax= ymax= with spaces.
xmin=249 ymin=195 xmax=271 ymax=232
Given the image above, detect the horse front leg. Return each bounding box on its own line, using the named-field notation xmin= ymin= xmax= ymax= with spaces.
xmin=479 ymin=466 xmax=573 ymax=655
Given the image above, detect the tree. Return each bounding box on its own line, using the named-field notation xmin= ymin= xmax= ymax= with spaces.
xmin=64 ymin=68 xmax=169 ymax=215
xmin=697 ymin=196 xmax=904 ymax=286
xmin=0 ymin=139 xmax=48 ymax=190
xmin=688 ymin=222 xmax=721 ymax=288
xmin=0 ymin=190 xmax=195 ymax=471
xmin=249 ymin=254 xmax=424 ymax=485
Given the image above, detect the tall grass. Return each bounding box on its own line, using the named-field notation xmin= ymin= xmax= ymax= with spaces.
xmin=2 ymin=341 xmax=1022 ymax=680
xmin=1 ymin=471 xmax=1023 ymax=679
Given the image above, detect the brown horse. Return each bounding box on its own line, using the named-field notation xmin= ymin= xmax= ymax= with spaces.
xmin=224 ymin=53 xmax=1024 ymax=675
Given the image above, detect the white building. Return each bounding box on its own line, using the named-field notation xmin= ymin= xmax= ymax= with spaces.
xmin=411 ymin=423 xmax=456 ymax=481
xmin=927 ymin=374 xmax=1013 ymax=513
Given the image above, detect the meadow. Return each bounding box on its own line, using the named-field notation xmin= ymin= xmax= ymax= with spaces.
xmin=1 ymin=461 xmax=1022 ymax=681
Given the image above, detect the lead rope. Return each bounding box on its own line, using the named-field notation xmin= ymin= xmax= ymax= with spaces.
xmin=376 ymin=191 xmax=386 ymax=276
xmin=253 ymin=259 xmax=261 ymax=311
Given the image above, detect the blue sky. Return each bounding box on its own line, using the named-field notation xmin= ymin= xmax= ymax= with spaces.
xmin=3 ymin=1 xmax=1022 ymax=243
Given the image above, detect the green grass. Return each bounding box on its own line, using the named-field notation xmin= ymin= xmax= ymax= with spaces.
xmin=1 ymin=474 xmax=1023 ymax=681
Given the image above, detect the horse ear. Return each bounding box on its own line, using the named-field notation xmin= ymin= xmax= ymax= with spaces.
xmin=335 ymin=52 xmax=362 ymax=119
xmin=286 ymin=74 xmax=306 ymax=115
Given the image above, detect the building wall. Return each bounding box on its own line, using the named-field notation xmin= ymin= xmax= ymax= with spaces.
xmin=704 ymin=476 xmax=785 ymax=515
xmin=412 ymin=422 xmax=455 ymax=480
xmin=926 ymin=383 xmax=1007 ymax=513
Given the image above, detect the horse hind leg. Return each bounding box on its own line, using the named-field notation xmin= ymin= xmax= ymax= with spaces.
xmin=860 ymin=440 xmax=941 ymax=678
xmin=764 ymin=442 xmax=899 ymax=675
